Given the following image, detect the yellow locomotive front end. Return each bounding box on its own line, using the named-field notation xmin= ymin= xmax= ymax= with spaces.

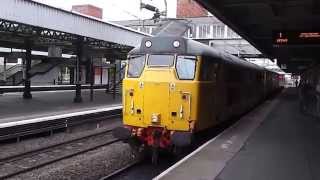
xmin=123 ymin=54 xmax=199 ymax=148
xmin=113 ymin=37 xmax=200 ymax=151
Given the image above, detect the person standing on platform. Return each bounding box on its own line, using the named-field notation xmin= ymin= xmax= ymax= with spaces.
xmin=316 ymin=78 xmax=320 ymax=117
xmin=295 ymin=79 xmax=299 ymax=87
xmin=299 ymin=81 xmax=307 ymax=113
xmin=300 ymin=81 xmax=314 ymax=114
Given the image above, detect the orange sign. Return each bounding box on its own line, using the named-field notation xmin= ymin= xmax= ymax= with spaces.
xmin=274 ymin=31 xmax=320 ymax=45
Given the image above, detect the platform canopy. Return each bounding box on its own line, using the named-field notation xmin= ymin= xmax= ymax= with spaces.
xmin=196 ymin=0 xmax=320 ymax=74
xmin=0 ymin=0 xmax=150 ymax=58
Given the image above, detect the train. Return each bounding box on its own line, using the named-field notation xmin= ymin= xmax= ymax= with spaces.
xmin=113 ymin=36 xmax=281 ymax=163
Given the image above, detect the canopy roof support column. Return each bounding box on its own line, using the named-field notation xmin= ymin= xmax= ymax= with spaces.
xmin=73 ymin=37 xmax=83 ymax=103
xmin=23 ymin=39 xmax=32 ymax=99
xmin=3 ymin=57 xmax=6 ymax=82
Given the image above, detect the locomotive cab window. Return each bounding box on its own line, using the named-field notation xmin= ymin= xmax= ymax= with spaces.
xmin=176 ymin=55 xmax=196 ymax=80
xmin=127 ymin=55 xmax=146 ymax=78
xmin=148 ymin=54 xmax=174 ymax=67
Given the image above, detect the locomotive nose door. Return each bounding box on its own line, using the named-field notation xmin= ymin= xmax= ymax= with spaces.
xmin=169 ymin=84 xmax=191 ymax=131
xmin=143 ymin=80 xmax=170 ymax=127
xmin=142 ymin=54 xmax=175 ymax=127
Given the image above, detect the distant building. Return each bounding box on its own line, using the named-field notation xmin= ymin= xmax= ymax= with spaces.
xmin=71 ymin=4 xmax=103 ymax=19
xmin=113 ymin=0 xmax=262 ymax=57
xmin=113 ymin=16 xmax=256 ymax=55
xmin=177 ymin=0 xmax=208 ymax=18
xmin=114 ymin=16 xmax=240 ymax=39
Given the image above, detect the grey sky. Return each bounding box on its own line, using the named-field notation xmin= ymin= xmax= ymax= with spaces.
xmin=34 ymin=0 xmax=177 ymax=21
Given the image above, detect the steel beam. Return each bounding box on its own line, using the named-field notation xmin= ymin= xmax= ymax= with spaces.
xmin=0 ymin=19 xmax=132 ymax=50
xmin=0 ymin=0 xmax=149 ymax=47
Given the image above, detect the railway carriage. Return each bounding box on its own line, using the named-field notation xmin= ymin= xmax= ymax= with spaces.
xmin=113 ymin=36 xmax=279 ymax=162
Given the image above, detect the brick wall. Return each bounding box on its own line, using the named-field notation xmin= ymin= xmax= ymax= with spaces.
xmin=177 ymin=0 xmax=208 ymax=18
xmin=72 ymin=4 xmax=103 ymax=19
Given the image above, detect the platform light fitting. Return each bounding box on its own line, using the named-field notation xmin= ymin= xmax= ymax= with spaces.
xmin=173 ymin=40 xmax=180 ymax=48
xmin=145 ymin=40 xmax=152 ymax=48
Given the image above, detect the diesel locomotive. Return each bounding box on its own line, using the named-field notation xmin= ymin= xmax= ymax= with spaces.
xmin=113 ymin=36 xmax=280 ymax=163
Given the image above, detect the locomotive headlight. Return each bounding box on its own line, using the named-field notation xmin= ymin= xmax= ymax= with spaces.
xmin=151 ymin=113 xmax=160 ymax=124
xmin=145 ymin=40 xmax=152 ymax=48
xmin=173 ymin=40 xmax=180 ymax=48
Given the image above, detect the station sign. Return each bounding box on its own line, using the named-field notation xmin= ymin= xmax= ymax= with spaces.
xmin=273 ymin=31 xmax=320 ymax=45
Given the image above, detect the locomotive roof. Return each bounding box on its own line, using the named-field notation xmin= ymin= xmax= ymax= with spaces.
xmin=129 ymin=36 xmax=269 ymax=72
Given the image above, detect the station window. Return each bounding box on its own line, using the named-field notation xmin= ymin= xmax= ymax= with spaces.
xmin=198 ymin=24 xmax=211 ymax=39
xmin=213 ymin=25 xmax=225 ymax=38
xmin=127 ymin=55 xmax=145 ymax=78
xmin=148 ymin=55 xmax=174 ymax=67
xmin=176 ymin=56 xmax=197 ymax=80
xmin=189 ymin=24 xmax=197 ymax=38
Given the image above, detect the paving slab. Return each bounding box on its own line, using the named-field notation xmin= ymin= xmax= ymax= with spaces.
xmin=217 ymin=88 xmax=320 ymax=180
xmin=0 ymin=90 xmax=121 ymax=124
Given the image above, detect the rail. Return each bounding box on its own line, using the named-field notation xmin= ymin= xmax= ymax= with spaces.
xmin=100 ymin=161 xmax=140 ymax=180
xmin=0 ymin=129 xmax=120 ymax=179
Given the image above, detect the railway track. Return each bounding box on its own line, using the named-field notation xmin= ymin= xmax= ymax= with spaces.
xmin=100 ymin=160 xmax=141 ymax=180
xmin=0 ymin=107 xmax=122 ymax=142
xmin=0 ymin=130 xmax=120 ymax=179
xmin=99 ymin=114 xmax=244 ymax=180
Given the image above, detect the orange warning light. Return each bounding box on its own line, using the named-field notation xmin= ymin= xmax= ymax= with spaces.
xmin=274 ymin=31 xmax=320 ymax=45
xmin=299 ymin=32 xmax=320 ymax=38
xmin=276 ymin=38 xmax=288 ymax=44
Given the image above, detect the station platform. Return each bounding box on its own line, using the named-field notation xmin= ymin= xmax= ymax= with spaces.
xmin=155 ymin=88 xmax=320 ymax=180
xmin=0 ymin=89 xmax=121 ymax=124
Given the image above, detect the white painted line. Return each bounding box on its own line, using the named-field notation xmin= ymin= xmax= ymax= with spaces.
xmin=0 ymin=105 xmax=123 ymax=129
xmin=3 ymin=89 xmax=107 ymax=96
xmin=0 ymin=85 xmax=107 ymax=88
xmin=153 ymin=119 xmax=241 ymax=180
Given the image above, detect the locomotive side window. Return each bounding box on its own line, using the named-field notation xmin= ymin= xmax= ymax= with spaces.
xmin=148 ymin=55 xmax=174 ymax=67
xmin=176 ymin=56 xmax=196 ymax=80
xmin=226 ymin=66 xmax=241 ymax=82
xmin=127 ymin=55 xmax=146 ymax=78
xmin=200 ymin=56 xmax=219 ymax=81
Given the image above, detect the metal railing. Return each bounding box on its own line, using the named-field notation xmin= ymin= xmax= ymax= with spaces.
xmin=107 ymin=65 xmax=126 ymax=96
xmin=0 ymin=64 xmax=22 ymax=81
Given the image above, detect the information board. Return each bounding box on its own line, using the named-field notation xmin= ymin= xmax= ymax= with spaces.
xmin=273 ymin=31 xmax=320 ymax=45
